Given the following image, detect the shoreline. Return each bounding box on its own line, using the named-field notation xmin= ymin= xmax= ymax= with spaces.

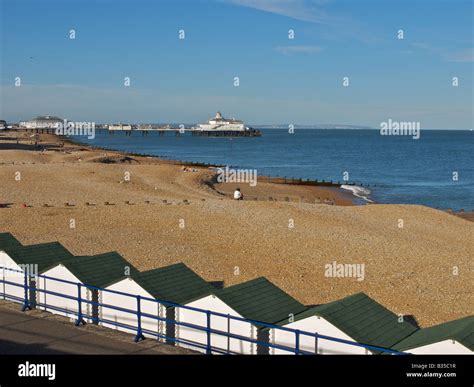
xmin=2 ymin=130 xmax=473 ymax=216
xmin=61 ymin=133 xmax=472 ymax=213
xmin=12 ymin=130 xmax=359 ymax=206
xmin=64 ymin=134 xmax=364 ymax=206
xmin=1 ymin=129 xmax=472 ymax=217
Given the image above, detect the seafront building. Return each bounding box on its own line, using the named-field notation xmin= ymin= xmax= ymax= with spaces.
xmin=108 ymin=123 xmax=133 ymax=130
xmin=19 ymin=116 xmax=63 ymax=129
xmin=269 ymin=292 xmax=417 ymax=355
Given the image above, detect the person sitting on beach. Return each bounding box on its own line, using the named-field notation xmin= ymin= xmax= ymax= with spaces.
xmin=233 ymin=188 xmax=243 ymax=200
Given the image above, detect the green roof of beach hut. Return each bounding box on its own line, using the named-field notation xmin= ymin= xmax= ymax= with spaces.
xmin=392 ymin=316 xmax=474 ymax=352
xmin=216 ymin=277 xmax=307 ymax=325
xmin=128 ymin=263 xmax=214 ymax=306
xmin=0 ymin=232 xmax=22 ymax=250
xmin=53 ymin=252 xmax=140 ymax=288
xmin=278 ymin=292 xmax=417 ymax=350
xmin=2 ymin=242 xmax=75 ymax=273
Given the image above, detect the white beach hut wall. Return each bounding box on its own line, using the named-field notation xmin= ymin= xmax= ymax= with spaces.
xmin=175 ymin=277 xmax=306 ymax=354
xmin=38 ymin=252 xmax=137 ymax=324
xmin=270 ymin=292 xmax=418 ymax=355
xmin=100 ymin=276 xmax=162 ymax=339
xmin=0 ymin=242 xmax=75 ymax=307
xmin=101 ymin=263 xmax=214 ymax=342
xmin=392 ymin=316 xmax=473 ymax=354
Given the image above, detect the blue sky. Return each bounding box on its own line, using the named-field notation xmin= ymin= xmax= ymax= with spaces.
xmin=1 ymin=0 xmax=472 ymax=128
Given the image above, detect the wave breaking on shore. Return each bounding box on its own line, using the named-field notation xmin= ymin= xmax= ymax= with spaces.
xmin=341 ymin=185 xmax=373 ymax=203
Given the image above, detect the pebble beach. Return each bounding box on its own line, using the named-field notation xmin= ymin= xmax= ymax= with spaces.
xmin=0 ymin=130 xmax=472 ymax=328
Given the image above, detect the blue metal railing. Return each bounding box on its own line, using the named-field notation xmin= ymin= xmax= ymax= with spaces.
xmin=0 ymin=266 xmax=406 ymax=355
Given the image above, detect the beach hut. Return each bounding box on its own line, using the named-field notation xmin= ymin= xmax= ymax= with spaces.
xmin=101 ymin=263 xmax=214 ymax=342
xmin=0 ymin=242 xmax=74 ymax=306
xmin=392 ymin=316 xmax=473 ymax=354
xmin=38 ymin=252 xmax=138 ymax=323
xmin=0 ymin=232 xmax=22 ymax=250
xmin=175 ymin=277 xmax=307 ymax=354
xmin=269 ymin=292 xmax=418 ymax=355
xmin=0 ymin=232 xmax=23 ymax=301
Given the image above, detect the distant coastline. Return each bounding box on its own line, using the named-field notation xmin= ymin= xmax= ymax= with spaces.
xmin=5 ymin=121 xmax=472 ymax=131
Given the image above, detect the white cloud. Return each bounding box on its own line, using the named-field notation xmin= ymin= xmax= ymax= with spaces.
xmin=275 ymin=45 xmax=323 ymax=55
xmin=226 ymin=0 xmax=379 ymax=43
xmin=411 ymin=43 xmax=474 ymax=63
xmin=445 ymin=48 xmax=474 ymax=63
xmin=226 ymin=0 xmax=335 ymax=24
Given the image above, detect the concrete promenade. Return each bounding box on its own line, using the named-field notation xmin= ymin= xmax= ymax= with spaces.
xmin=0 ymin=301 xmax=195 ymax=355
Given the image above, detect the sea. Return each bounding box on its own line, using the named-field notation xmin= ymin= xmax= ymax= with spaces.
xmin=70 ymin=129 xmax=474 ymax=211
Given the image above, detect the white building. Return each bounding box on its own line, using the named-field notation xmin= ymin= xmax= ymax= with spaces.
xmin=175 ymin=277 xmax=306 ymax=354
xmin=392 ymin=316 xmax=473 ymax=354
xmin=0 ymin=242 xmax=75 ymax=306
xmin=101 ymin=263 xmax=214 ymax=342
xmin=19 ymin=116 xmax=63 ymax=129
xmin=196 ymin=111 xmax=248 ymax=131
xmin=270 ymin=292 xmax=418 ymax=355
xmin=108 ymin=124 xmax=132 ymax=131
xmin=38 ymin=252 xmax=138 ymax=323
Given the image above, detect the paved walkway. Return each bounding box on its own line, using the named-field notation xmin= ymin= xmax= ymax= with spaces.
xmin=0 ymin=301 xmax=195 ymax=355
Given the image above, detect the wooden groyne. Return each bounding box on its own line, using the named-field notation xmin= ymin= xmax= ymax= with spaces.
xmin=46 ymin=133 xmax=378 ymax=190
xmin=68 ymin=138 xmax=379 ymax=189
xmin=258 ymin=176 xmax=379 ymax=188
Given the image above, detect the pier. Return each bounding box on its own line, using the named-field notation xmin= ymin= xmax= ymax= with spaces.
xmin=104 ymin=111 xmax=262 ymax=137
xmin=106 ymin=127 xmax=261 ymax=137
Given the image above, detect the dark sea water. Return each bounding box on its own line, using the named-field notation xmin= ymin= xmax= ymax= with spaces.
xmin=71 ymin=129 xmax=474 ymax=210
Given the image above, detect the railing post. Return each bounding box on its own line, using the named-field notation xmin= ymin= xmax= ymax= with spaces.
xmin=315 ymin=332 xmax=319 ymax=354
xmin=75 ymin=283 xmax=85 ymax=326
xmin=295 ymin=329 xmax=300 ymax=355
xmin=206 ymin=310 xmax=211 ymax=355
xmin=134 ymin=295 xmax=145 ymax=342
xmin=29 ymin=276 xmax=37 ymax=309
xmin=227 ymin=313 xmax=230 ymax=353
xmin=21 ymin=270 xmax=30 ymax=312
xmin=1 ymin=267 xmax=5 ymax=300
